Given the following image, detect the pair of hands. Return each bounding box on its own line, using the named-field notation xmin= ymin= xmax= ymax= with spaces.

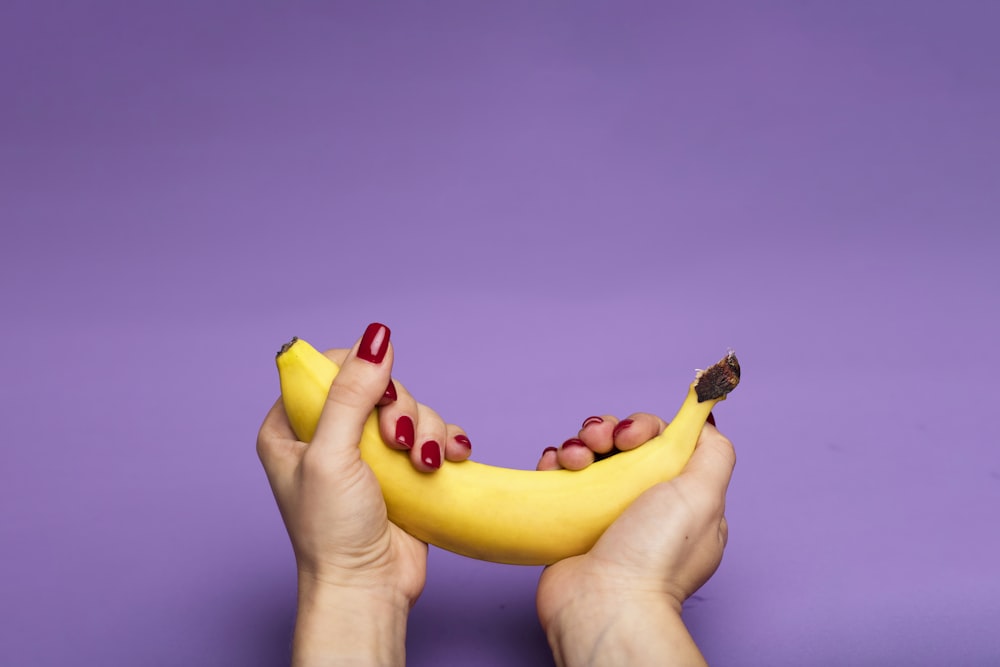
xmin=257 ymin=323 xmax=736 ymax=666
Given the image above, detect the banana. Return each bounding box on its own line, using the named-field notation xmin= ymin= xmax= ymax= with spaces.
xmin=276 ymin=337 xmax=740 ymax=566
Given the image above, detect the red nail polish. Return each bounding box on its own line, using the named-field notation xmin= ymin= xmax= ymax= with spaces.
xmin=395 ymin=416 xmax=414 ymax=449
xmin=707 ymin=412 xmax=717 ymax=427
xmin=420 ymin=441 xmax=441 ymax=469
xmin=377 ymin=380 xmax=397 ymax=406
xmin=612 ymin=419 xmax=634 ymax=438
xmin=358 ymin=322 xmax=390 ymax=364
xmin=561 ymin=438 xmax=588 ymax=450
xmin=454 ymin=434 xmax=472 ymax=450
xmin=542 ymin=446 xmax=558 ymax=455
xmin=581 ymin=416 xmax=604 ymax=429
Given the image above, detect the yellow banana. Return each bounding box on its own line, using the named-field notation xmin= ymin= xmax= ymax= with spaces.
xmin=276 ymin=337 xmax=740 ymax=566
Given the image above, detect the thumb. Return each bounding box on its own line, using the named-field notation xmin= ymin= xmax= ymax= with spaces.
xmin=676 ymin=423 xmax=736 ymax=504
xmin=311 ymin=322 xmax=394 ymax=456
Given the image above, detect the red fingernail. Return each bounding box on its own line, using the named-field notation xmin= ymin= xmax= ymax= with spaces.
xmin=561 ymin=438 xmax=587 ymax=450
xmin=542 ymin=446 xmax=558 ymax=455
xmin=377 ymin=380 xmax=397 ymax=406
xmin=358 ymin=322 xmax=390 ymax=364
xmin=612 ymin=419 xmax=634 ymax=438
xmin=395 ymin=416 xmax=414 ymax=449
xmin=707 ymin=412 xmax=717 ymax=427
xmin=454 ymin=434 xmax=472 ymax=450
xmin=420 ymin=441 xmax=442 ymax=469
xmin=581 ymin=416 xmax=604 ymax=429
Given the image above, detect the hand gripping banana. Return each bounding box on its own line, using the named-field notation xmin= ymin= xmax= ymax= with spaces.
xmin=276 ymin=337 xmax=740 ymax=566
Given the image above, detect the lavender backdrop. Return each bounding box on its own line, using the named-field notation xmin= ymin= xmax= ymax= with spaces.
xmin=3 ymin=2 xmax=998 ymax=665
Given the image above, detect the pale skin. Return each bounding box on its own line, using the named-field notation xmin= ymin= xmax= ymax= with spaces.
xmin=257 ymin=323 xmax=735 ymax=666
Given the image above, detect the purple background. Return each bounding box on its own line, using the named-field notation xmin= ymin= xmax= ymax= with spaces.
xmin=3 ymin=2 xmax=998 ymax=665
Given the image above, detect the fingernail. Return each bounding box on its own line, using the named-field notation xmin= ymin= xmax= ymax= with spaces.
xmin=542 ymin=446 xmax=558 ymax=456
xmin=707 ymin=412 xmax=717 ymax=427
xmin=581 ymin=416 xmax=604 ymax=429
xmin=420 ymin=440 xmax=442 ymax=469
xmin=454 ymin=434 xmax=472 ymax=450
xmin=395 ymin=416 xmax=414 ymax=449
xmin=561 ymin=438 xmax=588 ymax=450
xmin=358 ymin=322 xmax=390 ymax=364
xmin=377 ymin=380 xmax=397 ymax=406
xmin=612 ymin=419 xmax=634 ymax=438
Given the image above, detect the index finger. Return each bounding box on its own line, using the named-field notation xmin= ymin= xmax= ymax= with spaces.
xmin=256 ymin=397 xmax=302 ymax=474
xmin=259 ymin=397 xmax=295 ymax=442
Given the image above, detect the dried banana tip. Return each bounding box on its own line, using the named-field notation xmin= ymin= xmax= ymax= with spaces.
xmin=276 ymin=337 xmax=299 ymax=359
xmin=694 ymin=350 xmax=741 ymax=402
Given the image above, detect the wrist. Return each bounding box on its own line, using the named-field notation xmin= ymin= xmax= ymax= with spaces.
xmin=542 ymin=590 xmax=706 ymax=667
xmin=293 ymin=572 xmax=411 ymax=667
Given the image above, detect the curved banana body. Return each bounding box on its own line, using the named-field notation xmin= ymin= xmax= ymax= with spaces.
xmin=276 ymin=338 xmax=738 ymax=566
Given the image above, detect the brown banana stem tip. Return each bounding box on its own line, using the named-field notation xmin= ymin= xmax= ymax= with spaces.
xmin=695 ymin=350 xmax=741 ymax=402
xmin=276 ymin=337 xmax=299 ymax=358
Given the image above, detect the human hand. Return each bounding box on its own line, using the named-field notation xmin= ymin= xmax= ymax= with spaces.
xmin=256 ymin=322 xmax=469 ymax=665
xmin=535 ymin=416 xmax=735 ymax=667
xmin=535 ymin=411 xmax=705 ymax=471
xmin=328 ymin=348 xmax=474 ymax=474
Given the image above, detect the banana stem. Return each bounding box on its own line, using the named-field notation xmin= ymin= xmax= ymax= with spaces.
xmin=694 ymin=350 xmax=740 ymax=402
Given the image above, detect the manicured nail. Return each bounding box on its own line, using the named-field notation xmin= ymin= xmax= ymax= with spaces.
xmin=420 ymin=440 xmax=442 ymax=469
xmin=612 ymin=419 xmax=634 ymax=438
xmin=358 ymin=322 xmax=390 ymax=364
xmin=377 ymin=380 xmax=397 ymax=406
xmin=706 ymin=412 xmax=717 ymax=427
xmin=395 ymin=416 xmax=414 ymax=449
xmin=581 ymin=416 xmax=604 ymax=429
xmin=561 ymin=438 xmax=588 ymax=450
xmin=454 ymin=434 xmax=472 ymax=450
xmin=542 ymin=446 xmax=558 ymax=456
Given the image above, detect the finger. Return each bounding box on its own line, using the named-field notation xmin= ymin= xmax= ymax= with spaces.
xmin=678 ymin=423 xmax=737 ymax=501
xmin=323 ymin=346 xmax=406 ymax=412
xmin=556 ymin=438 xmax=594 ymax=471
xmin=577 ymin=415 xmax=617 ymax=454
xmin=444 ymin=424 xmax=473 ymax=462
xmin=323 ymin=348 xmax=399 ymax=407
xmin=312 ymin=323 xmax=394 ymax=458
xmin=719 ymin=515 xmax=729 ymax=547
xmin=377 ymin=379 xmax=398 ymax=407
xmin=411 ymin=402 xmax=447 ymax=472
xmin=259 ymin=396 xmax=296 ymax=446
xmin=536 ymin=446 xmax=560 ymax=471
xmin=257 ymin=397 xmax=301 ymax=468
xmin=611 ymin=413 xmax=667 ymax=452
xmin=378 ymin=377 xmax=419 ymax=451
xmin=320 ymin=348 xmax=350 ymax=365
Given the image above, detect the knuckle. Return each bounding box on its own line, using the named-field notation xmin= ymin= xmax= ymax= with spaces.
xmin=321 ymin=348 xmax=349 ymax=363
xmin=256 ymin=423 xmax=282 ymax=464
xmin=718 ymin=435 xmax=736 ymax=468
xmin=704 ymin=428 xmax=736 ymax=468
xmin=326 ymin=378 xmax=374 ymax=410
xmin=689 ymin=484 xmax=725 ymax=517
xmin=255 ymin=433 xmax=270 ymax=464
